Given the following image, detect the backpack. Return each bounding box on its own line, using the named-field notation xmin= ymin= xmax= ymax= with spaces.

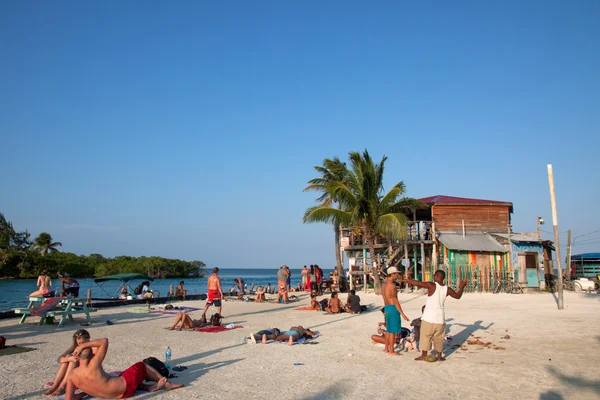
xmin=143 ymin=357 xmax=169 ymax=377
xmin=210 ymin=313 xmax=223 ymax=326
xmin=134 ymin=284 xmax=143 ymax=295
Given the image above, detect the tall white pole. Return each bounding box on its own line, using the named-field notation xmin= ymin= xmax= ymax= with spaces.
xmin=547 ymin=164 xmax=564 ymax=310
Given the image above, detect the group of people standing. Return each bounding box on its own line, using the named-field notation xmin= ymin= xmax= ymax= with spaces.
xmin=301 ymin=264 xmax=324 ymax=294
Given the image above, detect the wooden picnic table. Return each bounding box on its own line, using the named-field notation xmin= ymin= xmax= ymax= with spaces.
xmin=14 ymin=297 xmax=96 ymax=328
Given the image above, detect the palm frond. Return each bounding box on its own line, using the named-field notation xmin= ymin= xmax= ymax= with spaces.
xmin=380 ymin=181 xmax=406 ymax=208
xmin=303 ymin=206 xmax=353 ymax=226
xmin=375 ymin=213 xmax=409 ymax=239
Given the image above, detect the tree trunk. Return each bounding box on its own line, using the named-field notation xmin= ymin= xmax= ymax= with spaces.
xmin=364 ymin=225 xmax=382 ymax=295
xmin=334 ymin=224 xmax=348 ymax=292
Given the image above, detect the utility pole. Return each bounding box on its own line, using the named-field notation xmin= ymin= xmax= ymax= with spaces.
xmin=566 ymin=230 xmax=572 ymax=282
xmin=547 ymin=164 xmax=564 ymax=310
xmin=537 ymin=216 xmax=544 ymax=239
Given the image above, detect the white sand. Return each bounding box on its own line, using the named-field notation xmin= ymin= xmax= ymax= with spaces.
xmin=1 ymin=291 xmax=599 ymax=400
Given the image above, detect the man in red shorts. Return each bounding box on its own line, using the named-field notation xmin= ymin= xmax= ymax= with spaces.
xmin=202 ymin=267 xmax=223 ymax=319
xmin=65 ymin=338 xmax=183 ymax=400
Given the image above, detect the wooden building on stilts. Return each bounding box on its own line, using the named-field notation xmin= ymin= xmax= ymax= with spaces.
xmin=341 ymin=195 xmax=551 ymax=293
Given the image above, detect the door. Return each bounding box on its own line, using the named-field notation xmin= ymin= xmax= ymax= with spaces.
xmin=525 ymin=253 xmax=539 ymax=287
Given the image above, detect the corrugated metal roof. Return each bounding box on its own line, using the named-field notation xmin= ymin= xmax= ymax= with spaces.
xmin=572 ymin=253 xmax=600 ymax=260
xmin=438 ymin=232 xmax=507 ymax=252
xmin=493 ymin=233 xmax=544 ymax=243
xmin=420 ymin=195 xmax=513 ymax=207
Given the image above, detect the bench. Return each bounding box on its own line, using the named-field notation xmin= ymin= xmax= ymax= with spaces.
xmin=14 ymin=297 xmax=97 ymax=327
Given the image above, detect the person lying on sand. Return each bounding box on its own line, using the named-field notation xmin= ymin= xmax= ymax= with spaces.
xmin=65 ymin=338 xmax=183 ymax=400
xmin=325 ymin=292 xmax=343 ymax=314
xmin=44 ymin=329 xmax=91 ymax=396
xmin=249 ymin=328 xmax=281 ymax=344
xmin=274 ymin=326 xmax=315 ymax=346
xmin=169 ymin=311 xmax=209 ymax=330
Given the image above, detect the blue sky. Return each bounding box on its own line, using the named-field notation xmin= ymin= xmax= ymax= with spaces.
xmin=1 ymin=1 xmax=599 ymax=269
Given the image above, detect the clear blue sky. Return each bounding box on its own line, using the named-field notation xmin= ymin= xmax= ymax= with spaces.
xmin=1 ymin=1 xmax=599 ymax=269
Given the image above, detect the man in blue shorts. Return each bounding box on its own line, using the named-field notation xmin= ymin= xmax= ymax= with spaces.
xmin=382 ymin=266 xmax=409 ymax=356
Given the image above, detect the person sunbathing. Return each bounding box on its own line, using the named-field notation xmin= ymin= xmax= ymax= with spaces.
xmin=44 ymin=329 xmax=91 ymax=396
xmin=274 ymin=326 xmax=315 ymax=346
xmin=255 ymin=286 xmax=266 ymax=302
xmin=325 ymin=292 xmax=342 ymax=314
xmin=65 ymin=338 xmax=183 ymax=399
xmin=249 ymin=328 xmax=281 ymax=344
xmin=169 ymin=311 xmax=209 ymax=330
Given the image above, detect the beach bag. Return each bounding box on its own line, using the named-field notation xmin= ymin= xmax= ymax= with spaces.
xmin=134 ymin=284 xmax=143 ymax=295
xmin=210 ymin=313 xmax=223 ymax=326
xmin=143 ymin=357 xmax=169 ymax=377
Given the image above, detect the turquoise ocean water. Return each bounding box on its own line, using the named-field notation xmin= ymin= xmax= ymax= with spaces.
xmin=0 ymin=268 xmax=332 ymax=311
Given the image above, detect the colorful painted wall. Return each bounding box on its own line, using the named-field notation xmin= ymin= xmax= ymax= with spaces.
xmin=511 ymin=241 xmax=543 ymax=284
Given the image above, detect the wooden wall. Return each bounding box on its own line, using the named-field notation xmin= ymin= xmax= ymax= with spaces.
xmin=432 ymin=204 xmax=511 ymax=232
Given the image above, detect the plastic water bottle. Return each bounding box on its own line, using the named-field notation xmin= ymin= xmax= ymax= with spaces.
xmin=165 ymin=346 xmax=172 ymax=369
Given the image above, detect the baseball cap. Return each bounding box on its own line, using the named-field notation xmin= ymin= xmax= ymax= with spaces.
xmin=387 ymin=266 xmax=399 ymax=275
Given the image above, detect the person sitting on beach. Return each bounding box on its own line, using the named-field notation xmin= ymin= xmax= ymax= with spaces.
xmin=255 ymin=286 xmax=266 ymax=302
xmin=325 ymin=292 xmax=342 ymax=314
xmin=295 ymin=282 xmax=302 ymax=292
xmin=344 ymin=289 xmax=361 ymax=314
xmin=249 ymin=328 xmax=281 ymax=344
xmin=30 ymin=269 xmax=52 ymax=297
xmin=169 ymin=311 xmax=209 ymax=331
xmin=44 ymin=329 xmax=91 ymax=396
xmin=175 ymin=281 xmax=188 ymax=300
xmin=119 ymin=284 xmax=129 ymax=299
xmin=59 ymin=273 xmax=80 ymax=298
xmin=65 ymin=338 xmax=183 ymax=399
xmin=410 ymin=305 xmax=425 ymax=350
xmin=371 ymin=308 xmax=409 ymax=348
xmin=274 ymin=326 xmax=315 ymax=346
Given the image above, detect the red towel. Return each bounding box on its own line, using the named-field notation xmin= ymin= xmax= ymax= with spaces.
xmin=31 ymin=298 xmax=62 ymax=317
xmin=195 ymin=325 xmax=242 ymax=333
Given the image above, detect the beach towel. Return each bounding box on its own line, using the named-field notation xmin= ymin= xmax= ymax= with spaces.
xmin=195 ymin=325 xmax=242 ymax=333
xmin=31 ymin=298 xmax=62 ymax=317
xmin=266 ymin=333 xmax=320 ymax=345
xmin=128 ymin=307 xmax=150 ymax=313
xmin=150 ymin=306 xmax=201 ymax=315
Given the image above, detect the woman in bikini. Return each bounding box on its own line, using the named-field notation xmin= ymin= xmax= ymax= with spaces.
xmin=44 ymin=329 xmax=91 ymax=396
xmin=255 ymin=286 xmax=266 ymax=302
xmin=169 ymin=311 xmax=209 ymax=330
xmin=275 ymin=326 xmax=315 ymax=346
xmin=31 ymin=269 xmax=52 ymax=297
xmin=249 ymin=328 xmax=281 ymax=344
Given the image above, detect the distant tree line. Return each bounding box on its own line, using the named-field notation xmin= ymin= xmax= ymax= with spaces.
xmin=0 ymin=213 xmax=206 ymax=279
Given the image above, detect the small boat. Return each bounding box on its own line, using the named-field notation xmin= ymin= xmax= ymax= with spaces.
xmin=92 ymin=273 xmax=154 ymax=299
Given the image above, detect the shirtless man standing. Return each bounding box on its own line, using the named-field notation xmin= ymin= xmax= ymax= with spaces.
xmin=31 ymin=269 xmax=52 ymax=296
xmin=65 ymin=338 xmax=182 ymax=400
xmin=202 ymin=267 xmax=223 ymax=318
xmin=402 ymin=270 xmax=467 ymax=361
xmin=382 ymin=266 xmax=409 ymax=356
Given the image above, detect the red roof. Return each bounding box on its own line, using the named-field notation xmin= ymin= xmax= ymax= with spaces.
xmin=419 ymin=195 xmax=513 ymax=207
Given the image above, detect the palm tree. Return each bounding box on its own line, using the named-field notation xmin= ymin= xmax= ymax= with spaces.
xmin=303 ymin=157 xmax=349 ymax=290
xmin=32 ymin=232 xmax=62 ymax=256
xmin=303 ymin=150 xmax=421 ymax=294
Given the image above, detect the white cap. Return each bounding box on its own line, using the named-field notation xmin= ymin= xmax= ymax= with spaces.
xmin=387 ymin=266 xmax=399 ymax=275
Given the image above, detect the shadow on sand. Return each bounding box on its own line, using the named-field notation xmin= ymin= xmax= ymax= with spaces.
xmin=444 ymin=318 xmax=494 ymax=357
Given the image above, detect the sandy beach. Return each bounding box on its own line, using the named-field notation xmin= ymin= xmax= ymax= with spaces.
xmin=0 ymin=291 xmax=598 ymax=400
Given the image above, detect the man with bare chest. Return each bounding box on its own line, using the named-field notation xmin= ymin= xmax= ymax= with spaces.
xmin=202 ymin=267 xmax=223 ymax=318
xmin=65 ymin=338 xmax=182 ymax=399
xmin=381 ymin=266 xmax=409 ymax=356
